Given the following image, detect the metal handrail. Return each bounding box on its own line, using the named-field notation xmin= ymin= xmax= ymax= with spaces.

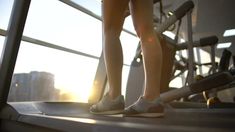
xmin=0 ymin=28 xmax=99 ymax=60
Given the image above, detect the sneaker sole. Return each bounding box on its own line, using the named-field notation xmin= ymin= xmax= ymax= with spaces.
xmin=90 ymin=109 xmax=124 ymax=115
xmin=124 ymin=113 xmax=164 ymax=118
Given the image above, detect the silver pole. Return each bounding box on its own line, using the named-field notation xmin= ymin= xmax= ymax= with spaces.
xmin=196 ymin=48 xmax=203 ymax=74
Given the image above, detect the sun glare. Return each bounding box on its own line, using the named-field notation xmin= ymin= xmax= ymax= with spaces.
xmin=53 ymin=58 xmax=97 ymax=103
xmin=54 ymin=74 xmax=93 ymax=103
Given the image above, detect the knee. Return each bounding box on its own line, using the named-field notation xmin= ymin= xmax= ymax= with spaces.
xmin=133 ymin=20 xmax=154 ymax=38
xmin=104 ymin=26 xmax=122 ymax=40
xmin=135 ymin=25 xmax=156 ymax=43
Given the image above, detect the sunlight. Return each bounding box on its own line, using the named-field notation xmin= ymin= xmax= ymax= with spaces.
xmin=54 ymin=71 xmax=94 ymax=102
xmin=12 ymin=41 xmax=99 ymax=103
xmin=50 ymin=62 xmax=97 ymax=102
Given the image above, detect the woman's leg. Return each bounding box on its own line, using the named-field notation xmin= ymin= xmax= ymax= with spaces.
xmin=129 ymin=0 xmax=162 ymax=101
xmin=103 ymin=0 xmax=129 ymax=99
xmin=160 ymin=37 xmax=176 ymax=93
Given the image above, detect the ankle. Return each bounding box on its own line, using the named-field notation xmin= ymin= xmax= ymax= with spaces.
xmin=108 ymin=92 xmax=121 ymax=100
xmin=143 ymin=95 xmax=160 ymax=102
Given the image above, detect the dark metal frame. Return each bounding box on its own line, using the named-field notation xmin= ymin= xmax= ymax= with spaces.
xmin=0 ymin=28 xmax=99 ymax=60
xmin=0 ymin=0 xmax=31 ymax=108
xmin=186 ymin=10 xmax=195 ymax=85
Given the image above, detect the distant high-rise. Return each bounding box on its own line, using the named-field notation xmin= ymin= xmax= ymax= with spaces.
xmin=8 ymin=71 xmax=60 ymax=102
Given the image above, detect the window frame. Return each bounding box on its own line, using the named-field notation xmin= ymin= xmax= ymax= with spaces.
xmin=0 ymin=0 xmax=31 ymax=107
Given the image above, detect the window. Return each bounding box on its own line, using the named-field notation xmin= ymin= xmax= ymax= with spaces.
xmin=0 ymin=0 xmax=14 ymax=30
xmin=0 ymin=0 xmax=14 ymax=57
xmin=9 ymin=41 xmax=99 ymax=102
xmin=72 ymin=0 xmax=102 ymax=17
xmin=23 ymin=0 xmax=102 ymax=57
xmin=7 ymin=0 xmax=103 ymax=103
xmin=0 ymin=36 xmax=5 ymax=56
xmin=5 ymin=0 xmax=139 ymax=103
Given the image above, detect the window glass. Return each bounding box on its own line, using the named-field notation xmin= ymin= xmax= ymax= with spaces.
xmin=71 ymin=0 xmax=136 ymax=33
xmin=5 ymin=0 xmax=139 ymax=103
xmin=123 ymin=16 xmax=136 ymax=33
xmin=72 ymin=0 xmax=102 ymax=17
xmin=196 ymin=48 xmax=220 ymax=75
xmin=7 ymin=0 xmax=104 ymax=103
xmin=0 ymin=36 xmax=5 ymax=57
xmin=0 ymin=0 xmax=14 ymax=57
xmin=8 ymin=41 xmax=98 ymax=102
xmin=169 ymin=75 xmax=184 ymax=88
xmin=120 ymin=31 xmax=139 ymax=65
xmin=0 ymin=0 xmax=14 ymax=30
xmin=23 ymin=0 xmax=102 ymax=57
